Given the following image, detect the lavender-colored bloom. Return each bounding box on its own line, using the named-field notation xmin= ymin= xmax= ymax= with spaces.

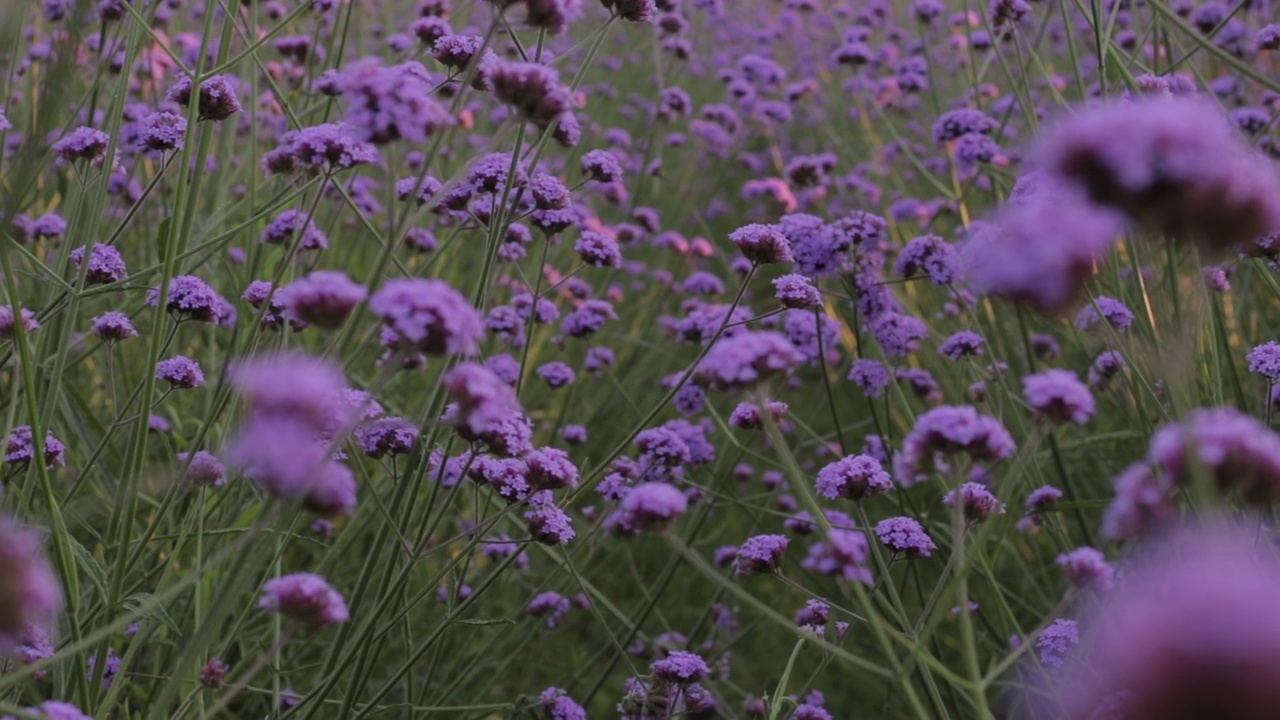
xmin=1056 ymin=546 xmax=1116 ymax=593
xmin=683 ymin=272 xmax=725 ymax=296
xmin=1147 ymin=407 xmax=1280 ymax=502
xmin=0 ymin=517 xmax=61 ymax=654
xmin=874 ymin=516 xmax=936 ymax=558
xmin=147 ymin=275 xmax=232 ymax=325
xmin=278 ymin=271 xmax=367 ymax=329
xmin=938 ymin=330 xmax=985 ymax=360
xmin=896 ymin=235 xmax=959 ymax=284
xmin=729 ymin=223 xmax=792 ymax=265
xmin=526 ymin=447 xmax=578 ymax=489
xmin=526 ymin=497 xmax=576 ymax=545
xmin=2 ymin=702 xmax=92 ymax=720
xmin=651 ymin=651 xmax=710 ymax=684
xmin=847 ymin=359 xmax=891 ymax=397
xmin=815 ymin=455 xmax=891 ymax=501
xmin=488 ymin=60 xmax=574 ymax=129
xmin=528 ymin=591 xmax=572 ymax=628
xmin=954 ymin=133 xmax=1001 ymax=164
xmin=354 ymin=417 xmax=419 ymax=458
xmin=536 ymin=361 xmax=576 ymax=389
xmin=895 ymin=406 xmax=1016 ymax=486
xmin=51 ymin=127 xmax=110 ymax=165
xmin=869 ymin=312 xmax=927 ymax=359
xmin=1088 ymin=350 xmax=1127 ymax=389
xmin=735 ymin=534 xmax=788 ymax=574
xmin=537 ymin=687 xmax=587 ymax=720
xmin=933 ymin=108 xmax=997 ymax=144
xmin=332 ymin=59 xmax=454 ymax=144
xmin=602 ymin=0 xmax=657 ymax=21
xmin=575 ymin=231 xmax=622 ymax=267
xmin=728 ymin=400 xmax=787 ymax=430
xmin=1258 ymin=24 xmax=1280 ymax=50
xmin=801 ymin=529 xmax=873 ymax=584
xmin=259 ymin=573 xmax=348 ymax=629
xmin=562 ymin=425 xmax=587 ymax=444
xmin=607 ymin=482 xmax=688 ymax=534
xmin=471 ymin=459 xmax=531 ymax=500
xmin=1074 ymin=297 xmax=1135 ymax=332
xmin=165 ymin=74 xmax=241 ymax=121
xmin=68 ymin=244 xmax=127 ymax=285
xmin=772 ymin=274 xmax=822 ymax=309
xmin=581 ymin=149 xmax=623 ymax=182
xmin=5 ymin=426 xmax=65 ymax=469
xmin=225 ymin=418 xmax=358 ymax=517
xmin=1024 ymin=369 xmax=1095 ymax=425
xmin=694 ymin=331 xmax=803 ymax=391
xmin=1036 ymin=619 xmax=1079 ymax=669
xmin=262 ymin=123 xmax=380 ymax=176
xmin=156 ymin=356 xmax=204 ymax=389
xmin=90 ymin=311 xmax=137 ymax=341
xmin=136 ymin=111 xmax=186 ymax=152
xmin=229 ymin=351 xmax=349 ymax=428
xmin=1035 ymin=524 xmax=1280 ymax=718
xmin=1247 ymin=341 xmax=1280 ymax=382
xmin=1027 ymin=485 xmax=1065 ymax=510
xmin=199 ymin=657 xmax=228 ymax=688
xmin=261 ymin=209 xmax=328 ymax=250
xmin=178 ymin=450 xmax=225 ymax=487
xmin=370 ymin=278 xmax=482 ymax=356
xmin=441 ymin=362 xmax=522 ymax=438
xmin=943 ymin=482 xmax=1007 ymax=522
xmin=1036 ymin=97 xmax=1280 ymax=249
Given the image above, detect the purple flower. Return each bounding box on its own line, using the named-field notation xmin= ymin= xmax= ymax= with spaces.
xmin=896 ymin=235 xmax=960 ymax=284
xmin=156 ymin=355 xmax=204 ymax=389
xmin=1247 ymin=341 xmax=1280 ymax=383
xmin=1037 ymin=524 xmax=1280 ymax=718
xmin=1036 ymin=97 xmax=1280 ymax=249
xmin=136 ymin=111 xmax=187 ymax=152
xmin=801 ymin=529 xmax=873 ymax=584
xmin=4 ymin=426 xmax=65 ymax=469
xmin=0 ymin=517 xmax=61 ymax=655
xmin=938 ymin=330 xmax=985 ymax=360
xmin=606 ymin=482 xmax=688 ymax=535
xmin=1258 ymin=23 xmax=1280 ymax=50
xmin=369 ymin=278 xmax=482 ymax=356
xmin=1026 ymin=485 xmax=1065 ymax=510
xmin=527 ymin=591 xmax=572 ymax=628
xmin=229 ymin=351 xmax=349 ymax=428
xmin=178 ymin=450 xmax=226 ymax=487
xmin=728 ymin=400 xmax=788 ymax=430
xmin=261 ymin=209 xmax=328 ymax=250
xmin=0 ymin=306 xmax=38 ymax=340
xmin=651 ymin=651 xmax=710 ymax=684
xmin=441 ymin=362 xmax=522 ymax=439
xmin=278 ymin=271 xmax=367 ymax=329
xmin=262 ymin=122 xmax=380 ymax=176
xmin=729 ymin=223 xmax=792 ymax=265
xmin=895 ymin=406 xmax=1016 ymax=486
xmin=582 ymin=150 xmax=623 ymax=182
xmin=51 ymin=127 xmax=110 ymax=165
xmin=525 ymin=496 xmax=576 ymax=545
xmin=1146 ymin=407 xmax=1280 ymax=502
xmin=735 ymin=534 xmax=788 ymax=574
xmin=1023 ymin=369 xmax=1095 ymax=425
xmin=602 ymin=0 xmax=657 ymax=21
xmin=575 ymin=231 xmax=622 ymax=267
xmin=259 ymin=573 xmax=348 ymax=629
xmin=90 ymin=311 xmax=137 ymax=341
xmin=1088 ymin=350 xmax=1127 ymax=389
xmin=331 ymin=59 xmax=454 ymax=144
xmin=942 ymin=482 xmax=1007 ymax=523
xmin=354 ymin=417 xmax=419 ymax=458
xmin=1056 ymin=546 xmax=1116 ymax=593
xmin=1036 ymin=619 xmax=1079 ymax=669
xmin=199 ymin=657 xmax=228 ymax=688
xmin=848 ymin=359 xmax=891 ymax=397
xmin=536 ymin=361 xmax=576 ymax=389
xmin=874 ymin=516 xmax=936 ymax=558
xmin=694 ymin=331 xmax=803 ymax=391
xmin=225 ymin=418 xmax=358 ymax=516
xmin=1074 ymin=297 xmax=1135 ymax=332
xmin=164 ymin=74 xmax=241 ymax=121
xmin=538 ymin=687 xmax=587 ymax=720
xmin=525 ymin=447 xmax=578 ymax=490
xmin=68 ymin=244 xmax=127 ymax=285
xmin=869 ymin=312 xmax=927 ymax=358
xmin=933 ymin=108 xmax=997 ymax=144
xmin=2 ymin=702 xmax=92 ymax=720
xmin=772 ymin=274 xmax=822 ymax=309
xmin=488 ymin=60 xmax=574 ymax=129
xmin=147 ymin=275 xmax=233 ymax=325
xmin=815 ymin=455 xmax=892 ymax=501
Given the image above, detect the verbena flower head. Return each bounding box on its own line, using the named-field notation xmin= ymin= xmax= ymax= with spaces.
xmin=607 ymin=482 xmax=688 ymax=535
xmin=1035 ymin=97 xmax=1280 ymax=250
xmin=0 ymin=702 xmax=92 ymax=720
xmin=651 ymin=650 xmax=710 ymax=684
xmin=1036 ymin=523 xmax=1280 ymax=718
xmin=68 ymin=244 xmax=127 ymax=285
xmin=1073 ymin=296 xmax=1135 ymax=333
xmin=369 ymin=278 xmax=482 ymax=356
xmin=1023 ymin=369 xmax=1095 ymax=425
xmin=0 ymin=516 xmax=61 ymax=654
xmin=164 ymin=74 xmax=241 ymax=121
xmin=895 ymin=234 xmax=959 ymax=284
xmin=333 ymin=59 xmax=454 ymax=144
xmin=693 ymin=331 xmax=803 ymax=391
xmin=537 ymin=687 xmax=587 ymax=720
xmin=938 ymin=330 xmax=985 ymax=360
xmin=354 ymin=417 xmax=419 ymax=458
xmin=259 ymin=573 xmax=348 ymax=630
xmin=729 ymin=223 xmax=792 ymax=265
xmin=51 ymin=127 xmax=110 ymax=165
xmin=772 ymin=274 xmax=822 ymax=309
xmin=1036 ymin=618 xmax=1080 ymax=669
xmin=575 ymin=231 xmax=622 ymax=267
xmin=278 ymin=271 xmax=368 ymax=329
xmin=178 ymin=450 xmax=226 ymax=487
xmin=601 ymin=0 xmax=657 ymax=22
xmin=943 ymin=482 xmax=1007 ymax=523
xmin=441 ymin=362 xmax=522 ymax=439
xmin=229 ymin=351 xmax=348 ymax=428
xmin=1146 ymin=407 xmax=1280 ymax=503
xmin=147 ymin=275 xmax=233 ymax=325
xmin=487 ymin=59 xmax=574 ymax=129
xmin=848 ymin=359 xmax=891 ymax=398
xmin=261 ymin=209 xmax=328 ymax=249
xmin=156 ymin=355 xmax=204 ymax=389
xmin=262 ymin=123 xmax=380 ymax=176
xmin=933 ymin=108 xmax=997 ymax=144
xmin=4 ymin=426 xmax=65 ymax=469
xmin=801 ymin=529 xmax=873 ymax=584
xmin=874 ymin=516 xmax=936 ymax=558
xmin=1056 ymin=546 xmax=1116 ymax=593
xmin=136 ymin=111 xmax=187 ymax=152
xmin=734 ymin=534 xmax=788 ymax=574
xmin=1246 ymin=341 xmax=1280 ymax=383
xmin=815 ymin=454 xmax=892 ymax=501
xmin=895 ymin=406 xmax=1016 ymax=486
